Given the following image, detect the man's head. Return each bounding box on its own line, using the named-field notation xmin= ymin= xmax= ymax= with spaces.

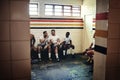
xmin=51 ymin=29 xmax=55 ymax=36
xmin=66 ymin=32 xmax=70 ymax=37
xmin=43 ymin=31 xmax=48 ymax=37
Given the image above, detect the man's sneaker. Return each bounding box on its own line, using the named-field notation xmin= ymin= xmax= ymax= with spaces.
xmin=49 ymin=58 xmax=52 ymax=61
xmin=57 ymin=58 xmax=60 ymax=62
xmin=38 ymin=58 xmax=41 ymax=62
xmin=72 ymin=54 xmax=75 ymax=58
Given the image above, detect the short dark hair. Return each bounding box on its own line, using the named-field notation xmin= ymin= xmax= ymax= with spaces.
xmin=51 ymin=29 xmax=55 ymax=32
xmin=43 ymin=31 xmax=47 ymax=34
xmin=66 ymin=32 xmax=70 ymax=35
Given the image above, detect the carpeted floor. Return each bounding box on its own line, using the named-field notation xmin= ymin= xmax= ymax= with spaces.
xmin=31 ymin=55 xmax=93 ymax=80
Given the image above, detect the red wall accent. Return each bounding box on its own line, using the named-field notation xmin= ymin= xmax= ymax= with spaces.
xmin=96 ymin=12 xmax=108 ymax=20
xmin=30 ymin=19 xmax=83 ymax=22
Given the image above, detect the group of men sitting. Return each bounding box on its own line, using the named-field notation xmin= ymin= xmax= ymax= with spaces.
xmin=30 ymin=29 xmax=75 ymax=62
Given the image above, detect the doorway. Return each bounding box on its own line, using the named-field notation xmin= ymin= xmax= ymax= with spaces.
xmin=30 ymin=0 xmax=95 ymax=80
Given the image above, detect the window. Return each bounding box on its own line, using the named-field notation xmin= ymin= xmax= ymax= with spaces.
xmin=45 ymin=4 xmax=81 ymax=17
xmin=72 ymin=6 xmax=81 ymax=16
xmin=29 ymin=3 xmax=39 ymax=16
xmin=45 ymin=5 xmax=53 ymax=15
xmin=64 ymin=6 xmax=71 ymax=16
xmin=54 ymin=5 xmax=62 ymax=16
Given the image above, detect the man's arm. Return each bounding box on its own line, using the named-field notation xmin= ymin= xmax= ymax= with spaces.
xmin=89 ymin=43 xmax=93 ymax=49
xmin=32 ymin=35 xmax=36 ymax=46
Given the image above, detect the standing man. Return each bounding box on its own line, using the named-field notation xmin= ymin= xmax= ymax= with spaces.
xmin=49 ymin=29 xmax=60 ymax=62
xmin=30 ymin=34 xmax=37 ymax=60
xmin=30 ymin=34 xmax=36 ymax=48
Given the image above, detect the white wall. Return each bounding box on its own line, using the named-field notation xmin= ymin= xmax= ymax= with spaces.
xmin=81 ymin=0 xmax=96 ymax=18
xmin=82 ymin=15 xmax=95 ymax=51
xmin=81 ymin=0 xmax=96 ymax=51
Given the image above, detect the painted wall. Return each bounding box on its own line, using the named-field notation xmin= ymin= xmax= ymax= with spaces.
xmin=0 ymin=0 xmax=31 ymax=80
xmin=30 ymin=0 xmax=83 ymax=53
xmin=106 ymin=0 xmax=120 ymax=80
xmin=94 ymin=0 xmax=108 ymax=80
xmin=81 ymin=0 xmax=96 ymax=18
xmin=30 ymin=0 xmax=96 ymax=53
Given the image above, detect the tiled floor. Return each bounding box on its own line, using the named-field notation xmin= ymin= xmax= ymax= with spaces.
xmin=31 ymin=55 xmax=93 ymax=80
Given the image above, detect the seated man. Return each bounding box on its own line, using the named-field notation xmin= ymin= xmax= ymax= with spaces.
xmin=49 ymin=29 xmax=60 ymax=62
xmin=37 ymin=31 xmax=51 ymax=61
xmin=83 ymin=34 xmax=95 ymax=63
xmin=62 ymin=32 xmax=75 ymax=57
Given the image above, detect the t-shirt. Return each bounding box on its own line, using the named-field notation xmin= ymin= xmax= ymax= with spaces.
xmin=49 ymin=35 xmax=60 ymax=44
xmin=64 ymin=37 xmax=71 ymax=44
xmin=39 ymin=36 xmax=49 ymax=45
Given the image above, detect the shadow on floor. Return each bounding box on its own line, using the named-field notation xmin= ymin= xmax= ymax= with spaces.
xmin=31 ymin=54 xmax=93 ymax=80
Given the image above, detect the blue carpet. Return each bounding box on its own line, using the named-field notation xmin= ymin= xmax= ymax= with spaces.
xmin=31 ymin=55 xmax=93 ymax=80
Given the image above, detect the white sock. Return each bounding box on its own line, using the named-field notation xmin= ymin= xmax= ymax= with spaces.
xmin=67 ymin=49 xmax=70 ymax=54
xmin=48 ymin=53 xmax=51 ymax=58
xmin=71 ymin=49 xmax=74 ymax=55
xmin=38 ymin=53 xmax=41 ymax=58
xmin=63 ymin=50 xmax=65 ymax=55
xmin=70 ymin=48 xmax=72 ymax=54
xmin=55 ymin=53 xmax=59 ymax=59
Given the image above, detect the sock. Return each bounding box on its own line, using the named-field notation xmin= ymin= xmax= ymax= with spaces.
xmin=48 ymin=53 xmax=51 ymax=58
xmin=55 ymin=53 xmax=59 ymax=59
xmin=63 ymin=50 xmax=65 ymax=56
xmin=70 ymin=48 xmax=72 ymax=54
xmin=71 ymin=49 xmax=74 ymax=55
xmin=67 ymin=49 xmax=70 ymax=54
xmin=38 ymin=53 xmax=41 ymax=58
